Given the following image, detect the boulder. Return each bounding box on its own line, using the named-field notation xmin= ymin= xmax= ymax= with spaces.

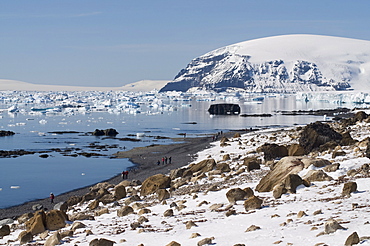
xmin=341 ymin=131 xmax=357 ymax=146
xmin=130 ymin=179 xmax=142 ymax=186
xmin=32 ymin=204 xmax=43 ymax=211
xmin=222 ymin=154 xmax=231 ymax=161
xmin=117 ymin=206 xmax=134 ymax=217
xmin=197 ymin=237 xmax=215 ymax=246
xmin=90 ymin=182 xmax=114 ymax=191
xmin=95 ymin=208 xmax=109 ymax=216
xmin=0 ymin=225 xmax=10 ymax=237
xmin=166 ymin=241 xmax=181 ymax=246
xmin=60 ymin=230 xmax=73 ymax=239
xmin=354 ymin=111 xmax=368 ymax=122
xmin=323 ymin=163 xmax=340 ymax=172
xmin=53 ymin=202 xmax=68 ymax=212
xmin=324 ymin=219 xmax=345 ymax=234
xmin=25 ymin=211 xmax=46 ymax=235
xmin=45 ymin=210 xmax=67 ymax=231
xmin=345 ymin=232 xmax=360 ymax=246
xmin=68 ymin=213 xmax=94 ymax=221
xmin=71 ymin=221 xmax=87 ymax=231
xmin=17 ymin=213 xmax=34 ymax=224
xmin=299 ymin=122 xmax=342 ymax=153
xmin=164 ymin=209 xmax=174 ymax=217
xmin=300 ymin=158 xmax=331 ymax=168
xmin=44 ymin=231 xmax=61 ymax=246
xmin=287 ymin=143 xmax=306 ymax=156
xmin=257 ymin=143 xmax=288 ymax=161
xmin=226 ymin=188 xmax=248 ymax=204
xmin=243 ymin=157 xmax=261 ymax=172
xmin=220 ymin=137 xmax=229 ymax=145
xmin=243 ymin=187 xmax=254 ymax=198
xmin=216 ymin=163 xmax=231 ymax=172
xmin=189 ymin=159 xmax=216 ymax=174
xmin=157 ymin=189 xmax=170 ymax=201
xmin=365 ymin=141 xmax=370 ymax=159
xmin=140 ymin=174 xmax=171 ymax=196
xmin=170 ymin=168 xmax=186 ymax=180
xmin=113 ymin=185 xmax=127 ymax=200
xmin=283 ymin=174 xmax=303 ymax=193
xmin=124 ymin=195 xmax=141 ymax=205
xmin=243 ymin=196 xmax=263 ymax=211
xmin=66 ymin=196 xmax=82 ymax=207
xmin=332 ymin=150 xmax=346 ymax=158
xmin=272 ymin=184 xmax=287 ymax=199
xmin=0 ymin=218 xmax=14 ymax=226
xmin=255 ymin=156 xmax=305 ymax=192
xmin=342 ymin=182 xmax=357 ymax=197
xmin=88 ymin=200 xmax=100 ymax=210
xmin=99 ymin=194 xmax=116 ymax=205
xmin=303 ymin=170 xmax=333 ymax=182
xmin=18 ymin=231 xmax=33 ymax=244
xmin=89 ymin=238 xmax=115 ymax=246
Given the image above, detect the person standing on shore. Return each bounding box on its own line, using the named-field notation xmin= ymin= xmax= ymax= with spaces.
xmin=50 ymin=193 xmax=55 ymax=204
xmin=169 ymin=156 xmax=172 ymax=164
xmin=157 ymin=160 xmax=160 ymax=165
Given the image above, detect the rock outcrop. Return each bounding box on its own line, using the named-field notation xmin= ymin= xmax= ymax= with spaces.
xmin=299 ymin=122 xmax=342 ymax=153
xmin=256 ymin=156 xmax=305 ymax=192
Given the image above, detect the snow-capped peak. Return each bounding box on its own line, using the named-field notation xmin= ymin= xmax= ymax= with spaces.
xmin=160 ymin=34 xmax=370 ymax=93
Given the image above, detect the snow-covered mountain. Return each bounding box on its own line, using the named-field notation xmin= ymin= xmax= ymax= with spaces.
xmin=160 ymin=35 xmax=370 ymax=93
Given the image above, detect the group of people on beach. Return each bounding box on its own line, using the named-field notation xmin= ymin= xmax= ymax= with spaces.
xmin=157 ymin=156 xmax=171 ymax=165
xmin=212 ymin=131 xmax=223 ymax=141
xmin=121 ymin=170 xmax=129 ymax=179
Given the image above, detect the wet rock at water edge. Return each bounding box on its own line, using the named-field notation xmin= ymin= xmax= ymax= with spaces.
xmin=0 ymin=130 xmax=15 ymax=136
xmin=91 ymin=128 xmax=119 ymax=136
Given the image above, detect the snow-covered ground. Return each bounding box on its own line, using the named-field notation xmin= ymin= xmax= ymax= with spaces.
xmin=1 ymin=115 xmax=370 ymax=245
xmin=0 ymin=79 xmax=169 ymax=92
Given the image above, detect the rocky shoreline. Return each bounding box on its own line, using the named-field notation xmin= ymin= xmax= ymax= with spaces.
xmin=2 ymin=112 xmax=370 ymax=245
xmin=0 ymin=132 xmax=234 ymax=220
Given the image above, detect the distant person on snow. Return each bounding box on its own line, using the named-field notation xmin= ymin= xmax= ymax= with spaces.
xmin=50 ymin=193 xmax=55 ymax=204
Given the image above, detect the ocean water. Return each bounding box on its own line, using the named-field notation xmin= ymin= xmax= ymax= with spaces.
xmin=0 ymin=95 xmax=348 ymax=208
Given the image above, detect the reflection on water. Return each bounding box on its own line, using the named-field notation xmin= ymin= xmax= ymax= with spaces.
xmin=0 ymin=95 xmax=351 ymax=208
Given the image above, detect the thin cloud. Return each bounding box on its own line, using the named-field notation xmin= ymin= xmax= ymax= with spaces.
xmin=72 ymin=12 xmax=102 ymax=18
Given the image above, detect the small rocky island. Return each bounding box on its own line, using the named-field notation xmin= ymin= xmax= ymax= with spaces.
xmin=208 ymin=103 xmax=241 ymax=115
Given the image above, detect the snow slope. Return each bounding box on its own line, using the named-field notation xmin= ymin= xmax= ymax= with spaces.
xmin=160 ymin=34 xmax=370 ymax=92
xmin=0 ymin=79 xmax=169 ymax=92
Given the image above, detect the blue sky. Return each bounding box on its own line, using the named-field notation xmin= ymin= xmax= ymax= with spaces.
xmin=1 ymin=0 xmax=370 ymax=87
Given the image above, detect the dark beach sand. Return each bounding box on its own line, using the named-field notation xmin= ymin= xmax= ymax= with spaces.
xmin=0 ymin=132 xmax=235 ymax=220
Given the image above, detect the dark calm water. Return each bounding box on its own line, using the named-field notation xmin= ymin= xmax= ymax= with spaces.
xmin=0 ymin=95 xmax=348 ymax=208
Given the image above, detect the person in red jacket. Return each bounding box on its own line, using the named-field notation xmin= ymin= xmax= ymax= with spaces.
xmin=50 ymin=192 xmax=55 ymax=204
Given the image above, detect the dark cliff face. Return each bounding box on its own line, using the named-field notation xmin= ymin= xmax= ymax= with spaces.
xmin=159 ymin=51 xmax=351 ymax=93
